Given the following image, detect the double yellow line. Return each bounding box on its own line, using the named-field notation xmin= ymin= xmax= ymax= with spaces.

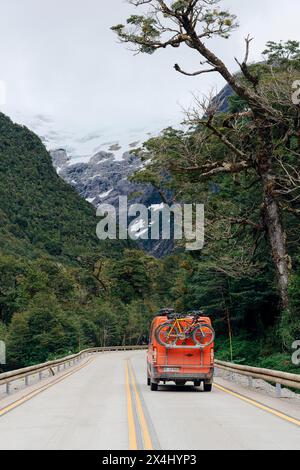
xmin=125 ymin=360 xmax=153 ymax=450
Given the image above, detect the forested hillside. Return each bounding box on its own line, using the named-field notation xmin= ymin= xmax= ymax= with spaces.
xmin=0 ymin=113 xmax=170 ymax=369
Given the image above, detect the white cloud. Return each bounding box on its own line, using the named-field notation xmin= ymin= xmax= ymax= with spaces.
xmin=0 ymin=0 xmax=298 ymax=149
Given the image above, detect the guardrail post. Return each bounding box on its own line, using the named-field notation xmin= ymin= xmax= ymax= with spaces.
xmin=25 ymin=375 xmax=29 ymax=387
xmin=276 ymin=382 xmax=282 ymax=398
xmin=39 ymin=371 xmax=43 ymax=381
xmin=6 ymin=382 xmax=11 ymax=395
xmin=248 ymin=376 xmax=253 ymax=388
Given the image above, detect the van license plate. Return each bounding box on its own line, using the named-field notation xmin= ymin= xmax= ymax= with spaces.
xmin=164 ymin=367 xmax=180 ymax=372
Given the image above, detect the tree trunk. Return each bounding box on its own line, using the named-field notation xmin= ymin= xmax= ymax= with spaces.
xmin=262 ymin=181 xmax=290 ymax=309
xmin=257 ymin=127 xmax=290 ymax=310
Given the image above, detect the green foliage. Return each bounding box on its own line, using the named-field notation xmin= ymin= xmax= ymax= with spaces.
xmin=215 ymin=333 xmax=299 ymax=374
xmin=0 ymin=113 xmax=102 ymax=260
xmin=215 ymin=332 xmax=262 ymax=364
xmin=112 ymin=14 xmax=160 ymax=54
xmin=171 ymin=0 xmax=190 ymax=11
xmin=202 ymin=8 xmax=238 ymax=38
xmin=227 ymin=94 xmax=248 ymax=113
xmin=263 ymin=40 xmax=300 ymax=66
xmin=106 ymin=249 xmax=152 ymax=303
xmin=111 ymin=0 xmax=238 ymax=54
xmin=7 ymin=294 xmax=75 ymax=367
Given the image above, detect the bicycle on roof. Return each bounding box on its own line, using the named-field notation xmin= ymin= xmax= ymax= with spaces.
xmin=155 ymin=310 xmax=215 ymax=348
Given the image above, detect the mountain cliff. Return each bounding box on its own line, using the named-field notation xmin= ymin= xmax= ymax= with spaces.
xmin=50 ymin=148 xmax=174 ymax=257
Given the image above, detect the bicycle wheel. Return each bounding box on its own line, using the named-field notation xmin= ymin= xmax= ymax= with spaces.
xmin=155 ymin=322 xmax=179 ymax=346
xmin=192 ymin=324 xmax=215 ymax=348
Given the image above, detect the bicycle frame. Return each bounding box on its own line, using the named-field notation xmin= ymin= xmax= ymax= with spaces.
xmin=167 ymin=316 xmax=199 ymax=339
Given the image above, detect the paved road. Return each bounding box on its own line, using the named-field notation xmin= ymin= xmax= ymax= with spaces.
xmin=0 ymin=350 xmax=299 ymax=450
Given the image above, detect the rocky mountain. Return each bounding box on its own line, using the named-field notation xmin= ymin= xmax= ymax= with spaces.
xmin=50 ymin=148 xmax=70 ymax=170
xmin=49 ymin=86 xmax=233 ymax=257
xmin=52 ymin=149 xmax=148 ymax=206
xmin=212 ymin=84 xmax=232 ymax=112
xmin=50 ymin=148 xmax=174 ymax=257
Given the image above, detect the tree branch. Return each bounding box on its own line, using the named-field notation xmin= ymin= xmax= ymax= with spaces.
xmin=234 ymin=35 xmax=259 ymax=89
xmin=170 ymin=159 xmax=252 ymax=177
xmin=203 ymin=120 xmax=248 ymax=159
xmin=229 ymin=217 xmax=263 ymax=231
xmin=174 ymin=63 xmax=217 ymax=76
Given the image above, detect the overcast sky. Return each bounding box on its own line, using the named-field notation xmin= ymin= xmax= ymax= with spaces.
xmin=0 ymin=0 xmax=299 ymax=150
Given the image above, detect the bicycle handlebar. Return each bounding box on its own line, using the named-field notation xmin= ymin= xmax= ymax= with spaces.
xmin=166 ymin=311 xmax=205 ymax=320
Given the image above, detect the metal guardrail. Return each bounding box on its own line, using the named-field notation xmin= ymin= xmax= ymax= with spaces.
xmin=215 ymin=359 xmax=300 ymax=396
xmin=0 ymin=345 xmax=147 ymax=395
xmin=1 ymin=346 xmax=299 ymax=398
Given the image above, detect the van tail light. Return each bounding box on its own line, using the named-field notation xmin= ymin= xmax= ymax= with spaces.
xmin=153 ymin=347 xmax=157 ymax=364
xmin=210 ymin=349 xmax=214 ymax=364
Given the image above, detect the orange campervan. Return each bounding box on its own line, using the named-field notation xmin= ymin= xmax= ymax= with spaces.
xmin=147 ymin=309 xmax=215 ymax=391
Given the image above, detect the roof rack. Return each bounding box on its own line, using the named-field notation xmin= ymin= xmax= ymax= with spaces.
xmin=165 ymin=344 xmax=206 ymax=349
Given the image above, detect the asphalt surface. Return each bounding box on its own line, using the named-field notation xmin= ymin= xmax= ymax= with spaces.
xmin=0 ymin=350 xmax=299 ymax=450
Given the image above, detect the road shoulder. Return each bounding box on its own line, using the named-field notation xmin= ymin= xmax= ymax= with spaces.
xmin=214 ymin=375 xmax=300 ymax=422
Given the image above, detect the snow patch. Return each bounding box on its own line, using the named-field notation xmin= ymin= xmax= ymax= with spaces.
xmin=149 ymin=203 xmax=166 ymax=212
xmin=99 ymin=189 xmax=113 ymax=199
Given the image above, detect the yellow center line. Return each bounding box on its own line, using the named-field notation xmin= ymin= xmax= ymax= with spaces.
xmin=0 ymin=357 xmax=94 ymax=418
xmin=215 ymin=383 xmax=300 ymax=427
xmin=128 ymin=360 xmax=153 ymax=450
xmin=125 ymin=361 xmax=138 ymax=450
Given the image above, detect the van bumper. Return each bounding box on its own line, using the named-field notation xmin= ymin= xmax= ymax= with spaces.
xmin=151 ymin=367 xmax=214 ymax=382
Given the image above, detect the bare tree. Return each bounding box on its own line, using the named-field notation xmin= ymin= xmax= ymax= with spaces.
xmin=112 ymin=0 xmax=300 ymax=310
